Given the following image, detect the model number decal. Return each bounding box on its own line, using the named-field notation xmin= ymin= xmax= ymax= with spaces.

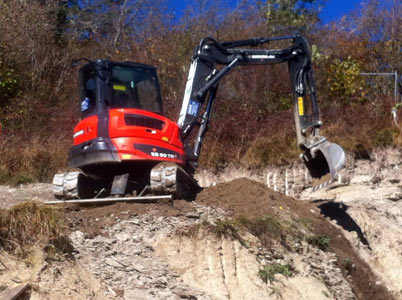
xmin=151 ymin=152 xmax=178 ymax=159
xmin=134 ymin=143 xmax=182 ymax=160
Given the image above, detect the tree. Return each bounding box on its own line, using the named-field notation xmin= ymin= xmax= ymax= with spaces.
xmin=347 ymin=0 xmax=402 ymax=72
xmin=258 ymin=0 xmax=326 ymax=34
xmin=65 ymin=0 xmax=170 ymax=52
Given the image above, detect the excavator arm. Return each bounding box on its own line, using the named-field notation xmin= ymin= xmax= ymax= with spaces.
xmin=178 ymin=34 xmax=345 ymax=187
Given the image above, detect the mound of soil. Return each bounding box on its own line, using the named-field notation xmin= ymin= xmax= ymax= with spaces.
xmin=196 ymin=178 xmax=395 ymax=300
xmin=197 ymin=177 xmax=302 ymax=217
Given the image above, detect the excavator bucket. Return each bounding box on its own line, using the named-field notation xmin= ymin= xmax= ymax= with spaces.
xmin=301 ymin=139 xmax=346 ymax=189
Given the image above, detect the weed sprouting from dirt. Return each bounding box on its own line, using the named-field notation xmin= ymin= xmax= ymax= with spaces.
xmin=258 ymin=264 xmax=294 ymax=283
xmin=0 ymin=201 xmax=69 ymax=254
xmin=341 ymin=257 xmax=355 ymax=275
xmin=211 ymin=215 xmax=284 ymax=242
xmin=238 ymin=214 xmax=301 ymax=249
xmin=214 ymin=219 xmax=239 ymax=236
xmin=252 ymin=215 xmax=283 ymax=236
xmin=294 ymin=217 xmax=313 ymax=230
xmin=193 ymin=219 xmax=249 ymax=247
xmin=308 ymin=235 xmax=331 ymax=251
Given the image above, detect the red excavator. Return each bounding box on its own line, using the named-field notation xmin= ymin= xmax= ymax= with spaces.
xmin=52 ymin=33 xmax=345 ymax=200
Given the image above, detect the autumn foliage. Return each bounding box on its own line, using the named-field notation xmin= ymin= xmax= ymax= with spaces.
xmin=0 ymin=0 xmax=400 ymax=184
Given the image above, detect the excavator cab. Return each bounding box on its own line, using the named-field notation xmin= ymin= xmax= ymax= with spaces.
xmin=53 ymin=60 xmax=193 ymax=199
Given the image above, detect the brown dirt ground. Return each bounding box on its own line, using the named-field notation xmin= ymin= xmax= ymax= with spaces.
xmin=62 ymin=178 xmax=394 ymax=300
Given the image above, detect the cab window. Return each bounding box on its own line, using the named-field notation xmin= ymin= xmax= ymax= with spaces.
xmin=79 ymin=67 xmax=97 ymax=118
xmin=110 ymin=65 xmax=162 ymax=114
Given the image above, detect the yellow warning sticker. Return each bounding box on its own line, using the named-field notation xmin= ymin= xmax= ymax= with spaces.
xmin=113 ymin=85 xmax=126 ymax=91
xmin=298 ymin=97 xmax=304 ymax=115
xmin=122 ymin=154 xmax=132 ymax=159
xmin=162 ymin=136 xmax=169 ymax=142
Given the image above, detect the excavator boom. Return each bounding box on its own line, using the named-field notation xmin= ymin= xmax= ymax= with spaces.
xmin=178 ymin=34 xmax=345 ymax=185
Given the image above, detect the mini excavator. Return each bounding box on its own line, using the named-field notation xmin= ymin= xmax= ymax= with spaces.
xmin=52 ymin=33 xmax=345 ymax=200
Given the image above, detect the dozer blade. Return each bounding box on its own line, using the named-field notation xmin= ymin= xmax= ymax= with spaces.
xmin=301 ymin=139 xmax=346 ymax=190
xmin=45 ymin=195 xmax=172 ymax=205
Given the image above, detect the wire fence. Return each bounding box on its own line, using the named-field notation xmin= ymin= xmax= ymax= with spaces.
xmin=360 ymin=71 xmax=401 ymax=103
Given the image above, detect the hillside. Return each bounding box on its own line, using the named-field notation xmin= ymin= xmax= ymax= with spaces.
xmin=0 ymin=148 xmax=401 ymax=299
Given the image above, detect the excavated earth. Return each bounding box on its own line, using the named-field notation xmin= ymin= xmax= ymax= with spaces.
xmin=0 ymin=148 xmax=401 ymax=300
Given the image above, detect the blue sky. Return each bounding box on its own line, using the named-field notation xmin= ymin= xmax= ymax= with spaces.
xmin=167 ymin=0 xmax=364 ymax=24
xmin=321 ymin=0 xmax=362 ymax=22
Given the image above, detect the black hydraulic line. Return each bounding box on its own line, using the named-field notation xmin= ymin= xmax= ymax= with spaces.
xmin=195 ymin=56 xmax=241 ymax=99
xmin=193 ymin=86 xmax=218 ymax=158
xmin=306 ymin=70 xmax=320 ymax=125
xmin=222 ymin=35 xmax=297 ymax=49
xmin=222 ymin=38 xmax=265 ymax=48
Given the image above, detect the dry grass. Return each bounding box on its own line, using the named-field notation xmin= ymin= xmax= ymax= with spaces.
xmin=321 ymin=98 xmax=398 ymax=158
xmin=0 ymin=202 xmax=67 ymax=253
xmin=0 ymin=134 xmax=71 ymax=185
xmin=241 ymin=133 xmax=299 ymax=167
xmin=197 ymin=97 xmax=399 ymax=171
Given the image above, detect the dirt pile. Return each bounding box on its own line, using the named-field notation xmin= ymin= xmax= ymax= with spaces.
xmin=64 ymin=179 xmax=393 ymax=299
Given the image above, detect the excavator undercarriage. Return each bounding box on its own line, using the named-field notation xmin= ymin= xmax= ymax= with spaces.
xmin=53 ymin=163 xmax=201 ymax=200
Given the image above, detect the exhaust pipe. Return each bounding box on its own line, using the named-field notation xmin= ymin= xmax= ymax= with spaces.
xmin=301 ymin=137 xmax=346 ymax=188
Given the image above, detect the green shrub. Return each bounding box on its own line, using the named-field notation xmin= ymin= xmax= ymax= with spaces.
xmin=308 ymin=235 xmax=331 ymax=251
xmin=259 ymin=264 xmax=293 ymax=283
xmin=342 ymin=257 xmax=354 ymax=274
